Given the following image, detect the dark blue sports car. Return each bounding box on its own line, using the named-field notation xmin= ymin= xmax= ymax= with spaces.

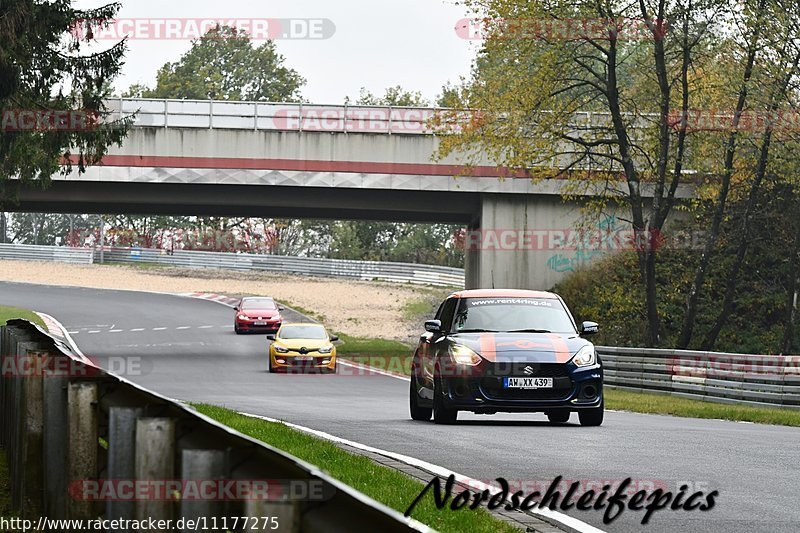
xmin=409 ymin=289 xmax=603 ymax=425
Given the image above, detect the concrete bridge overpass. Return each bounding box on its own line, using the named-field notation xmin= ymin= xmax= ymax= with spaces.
xmin=10 ymin=98 xmax=693 ymax=290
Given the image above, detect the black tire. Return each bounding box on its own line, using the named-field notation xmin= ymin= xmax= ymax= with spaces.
xmin=234 ymin=325 xmax=242 ymax=334
xmin=409 ymin=372 xmax=432 ymax=421
xmin=268 ymin=355 xmax=277 ymax=373
xmin=547 ymin=410 xmax=571 ymax=424
xmin=578 ymin=401 xmax=604 ymax=426
xmin=433 ymin=373 xmax=457 ymax=424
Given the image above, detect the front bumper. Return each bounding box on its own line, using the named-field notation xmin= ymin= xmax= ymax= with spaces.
xmin=440 ymin=363 xmax=602 ymax=413
xmin=237 ymin=319 xmax=282 ymax=332
xmin=270 ymin=352 xmax=336 ymax=372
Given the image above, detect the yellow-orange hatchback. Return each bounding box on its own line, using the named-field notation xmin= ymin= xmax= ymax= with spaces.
xmin=267 ymin=323 xmax=338 ymax=373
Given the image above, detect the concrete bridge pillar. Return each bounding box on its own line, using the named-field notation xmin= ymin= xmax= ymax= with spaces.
xmin=465 ymin=193 xmax=595 ymax=291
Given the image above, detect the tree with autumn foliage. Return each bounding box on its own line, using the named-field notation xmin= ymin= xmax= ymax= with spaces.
xmin=436 ymin=0 xmax=800 ymax=347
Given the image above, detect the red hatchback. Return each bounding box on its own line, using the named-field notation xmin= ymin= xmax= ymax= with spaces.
xmin=234 ymin=297 xmax=284 ymax=334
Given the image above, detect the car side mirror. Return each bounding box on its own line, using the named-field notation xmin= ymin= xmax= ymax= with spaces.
xmin=581 ymin=321 xmax=599 ymax=336
xmin=266 ymin=334 xmax=275 ymax=340
xmin=329 ymin=335 xmax=339 ymax=342
xmin=424 ymin=319 xmax=442 ymax=333
xmin=278 ymin=305 xmax=285 ymax=311
xmin=234 ymin=306 xmax=239 ymax=311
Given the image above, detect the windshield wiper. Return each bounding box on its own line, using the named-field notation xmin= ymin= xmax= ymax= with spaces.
xmin=506 ymin=328 xmax=552 ymax=333
xmin=456 ymin=328 xmax=499 ymax=333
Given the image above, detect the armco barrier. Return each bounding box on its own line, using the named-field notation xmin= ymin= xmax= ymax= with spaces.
xmin=0 ymin=243 xmax=93 ymax=264
xmin=0 ymin=243 xmax=464 ymax=287
xmin=0 ymin=319 xmax=430 ymax=532
xmin=94 ymin=247 xmax=465 ymax=287
xmin=599 ymin=346 xmax=800 ymax=409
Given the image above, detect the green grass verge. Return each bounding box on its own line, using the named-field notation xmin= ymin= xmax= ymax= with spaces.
xmin=605 ymin=388 xmax=800 ymax=427
xmin=0 ymin=305 xmax=45 ymax=328
xmin=335 ymin=334 xmax=413 ymax=374
xmin=192 ymin=404 xmax=520 ymax=533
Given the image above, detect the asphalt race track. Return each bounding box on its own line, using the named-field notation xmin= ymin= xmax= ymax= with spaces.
xmin=2 ymin=281 xmax=798 ymax=533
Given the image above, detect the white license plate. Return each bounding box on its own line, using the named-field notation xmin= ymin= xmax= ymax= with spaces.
xmin=294 ymin=356 xmax=313 ymax=361
xmin=253 ymin=321 xmax=267 ymax=326
xmin=503 ymin=377 xmax=554 ymax=389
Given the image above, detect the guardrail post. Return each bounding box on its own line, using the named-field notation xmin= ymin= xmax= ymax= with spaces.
xmin=67 ymin=382 xmax=98 ymax=520
xmin=43 ymin=363 xmax=69 ymax=520
xmin=21 ymin=349 xmax=47 ymax=517
xmin=11 ymin=336 xmax=39 ymax=511
xmin=135 ymin=418 xmax=176 ymax=528
xmin=244 ymin=494 xmax=300 ymax=532
xmin=179 ymin=450 xmax=225 ymax=531
xmin=107 ymin=407 xmax=144 ymax=527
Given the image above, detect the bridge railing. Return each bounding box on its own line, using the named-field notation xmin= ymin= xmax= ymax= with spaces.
xmin=108 ymin=97 xmax=450 ymax=134
xmin=0 ymin=319 xmax=430 ymax=531
xmin=599 ymin=346 xmax=800 ymax=409
xmin=105 ymin=97 xmax=655 ymax=136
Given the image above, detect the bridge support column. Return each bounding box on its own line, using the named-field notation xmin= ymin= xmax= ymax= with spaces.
xmin=466 ymin=193 xmax=584 ymax=290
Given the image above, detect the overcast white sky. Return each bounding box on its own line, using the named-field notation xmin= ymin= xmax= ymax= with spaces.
xmin=75 ymin=0 xmax=480 ymax=104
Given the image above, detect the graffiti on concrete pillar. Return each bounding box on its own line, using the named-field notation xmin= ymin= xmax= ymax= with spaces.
xmin=545 ymin=215 xmax=619 ymax=273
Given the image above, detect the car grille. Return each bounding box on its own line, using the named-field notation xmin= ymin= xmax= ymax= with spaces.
xmin=480 ymin=363 xmax=573 ymax=400
xmin=483 ymin=362 xmax=570 ymax=378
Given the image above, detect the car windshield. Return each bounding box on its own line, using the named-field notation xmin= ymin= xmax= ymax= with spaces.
xmin=452 ymin=297 xmax=576 ymax=334
xmin=242 ymin=298 xmax=276 ymax=310
xmin=279 ymin=325 xmax=328 ymax=340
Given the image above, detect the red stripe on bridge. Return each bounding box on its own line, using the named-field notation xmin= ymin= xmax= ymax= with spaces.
xmin=64 ymin=155 xmax=544 ymax=179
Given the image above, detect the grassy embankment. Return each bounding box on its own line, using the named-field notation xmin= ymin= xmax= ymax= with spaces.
xmin=193 ymin=404 xmax=520 ymax=533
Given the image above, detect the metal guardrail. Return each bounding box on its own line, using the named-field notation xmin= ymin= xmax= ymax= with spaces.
xmin=0 ymin=319 xmax=430 ymax=531
xmin=0 ymin=243 xmax=93 ymax=264
xmin=599 ymin=346 xmax=800 ymax=409
xmin=106 ymin=97 xmax=658 ymax=136
xmin=0 ymin=243 xmax=465 ymax=287
xmin=94 ymin=247 xmax=465 ymax=287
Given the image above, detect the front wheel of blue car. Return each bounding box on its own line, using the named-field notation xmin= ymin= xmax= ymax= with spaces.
xmin=578 ymin=400 xmax=604 ymax=426
xmin=433 ymin=374 xmax=457 ymax=424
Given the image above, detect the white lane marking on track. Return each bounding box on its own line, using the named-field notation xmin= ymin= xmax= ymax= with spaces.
xmin=88 ymin=330 xmax=100 ymax=334
xmin=198 ymin=325 xmax=213 ymax=329
xmin=67 ymin=330 xmax=79 ymax=334
xmin=34 ymin=312 xmax=91 ymax=363
xmin=109 ymin=329 xmax=123 ymax=333
xmin=238 ymin=411 xmax=605 ymax=533
xmin=130 ymin=328 xmax=145 ymax=332
xmin=152 ymin=327 xmax=167 ymax=331
xmin=338 ymin=359 xmax=410 ymax=382
xmin=175 ymin=326 xmax=191 ymax=330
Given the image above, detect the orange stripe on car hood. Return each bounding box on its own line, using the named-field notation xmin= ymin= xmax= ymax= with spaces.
xmin=479 ymin=333 xmax=498 ymax=362
xmin=548 ymin=334 xmax=572 ymax=363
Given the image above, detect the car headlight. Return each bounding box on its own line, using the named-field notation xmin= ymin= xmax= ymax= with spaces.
xmin=273 ymin=344 xmax=289 ymax=353
xmin=449 ymin=344 xmax=482 ymax=366
xmin=571 ymin=345 xmax=596 ymax=367
xmin=318 ymin=345 xmax=334 ymax=354
xmin=238 ymin=314 xmax=248 ymax=320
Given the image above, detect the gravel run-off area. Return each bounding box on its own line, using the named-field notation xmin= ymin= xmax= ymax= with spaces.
xmin=0 ymin=260 xmax=455 ymax=342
